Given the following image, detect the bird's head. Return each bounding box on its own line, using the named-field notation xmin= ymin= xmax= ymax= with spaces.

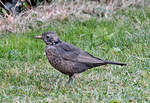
xmin=35 ymin=31 xmax=61 ymax=45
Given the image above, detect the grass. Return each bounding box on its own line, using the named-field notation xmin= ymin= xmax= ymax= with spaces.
xmin=0 ymin=8 xmax=150 ymax=102
xmin=0 ymin=0 xmax=145 ymax=33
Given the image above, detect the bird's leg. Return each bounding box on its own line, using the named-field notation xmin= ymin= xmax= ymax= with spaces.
xmin=67 ymin=74 xmax=78 ymax=84
xmin=67 ymin=74 xmax=73 ymax=83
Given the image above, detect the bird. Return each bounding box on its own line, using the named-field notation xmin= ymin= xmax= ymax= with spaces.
xmin=35 ymin=31 xmax=126 ymax=82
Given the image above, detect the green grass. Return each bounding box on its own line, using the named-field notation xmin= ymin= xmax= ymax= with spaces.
xmin=0 ymin=8 xmax=150 ymax=102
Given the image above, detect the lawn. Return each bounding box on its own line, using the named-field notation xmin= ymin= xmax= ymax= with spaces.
xmin=0 ymin=8 xmax=150 ymax=102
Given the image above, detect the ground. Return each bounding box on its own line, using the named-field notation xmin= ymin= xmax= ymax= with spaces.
xmin=0 ymin=7 xmax=150 ymax=102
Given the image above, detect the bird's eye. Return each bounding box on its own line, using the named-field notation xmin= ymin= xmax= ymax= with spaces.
xmin=46 ymin=36 xmax=49 ymax=39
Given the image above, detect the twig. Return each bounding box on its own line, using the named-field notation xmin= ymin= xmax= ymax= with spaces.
xmin=0 ymin=0 xmax=12 ymax=14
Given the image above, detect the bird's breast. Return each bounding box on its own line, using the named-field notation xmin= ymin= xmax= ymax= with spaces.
xmin=46 ymin=46 xmax=61 ymax=64
xmin=45 ymin=46 xmax=68 ymax=73
xmin=45 ymin=47 xmax=75 ymax=75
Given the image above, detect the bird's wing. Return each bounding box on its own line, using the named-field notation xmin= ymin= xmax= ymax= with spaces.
xmin=57 ymin=42 xmax=105 ymax=64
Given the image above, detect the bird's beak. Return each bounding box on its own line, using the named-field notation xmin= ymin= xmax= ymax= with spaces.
xmin=35 ymin=35 xmax=42 ymax=39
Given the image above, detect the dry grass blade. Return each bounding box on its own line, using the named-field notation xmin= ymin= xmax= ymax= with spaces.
xmin=0 ymin=0 xmax=145 ymax=33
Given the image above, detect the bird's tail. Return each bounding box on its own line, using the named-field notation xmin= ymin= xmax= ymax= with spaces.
xmin=105 ymin=61 xmax=127 ymax=66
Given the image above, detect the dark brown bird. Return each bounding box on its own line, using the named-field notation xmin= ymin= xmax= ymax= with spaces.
xmin=35 ymin=31 xmax=126 ymax=82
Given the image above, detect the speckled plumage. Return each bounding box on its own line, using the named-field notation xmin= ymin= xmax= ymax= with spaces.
xmin=35 ymin=31 xmax=126 ymax=82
